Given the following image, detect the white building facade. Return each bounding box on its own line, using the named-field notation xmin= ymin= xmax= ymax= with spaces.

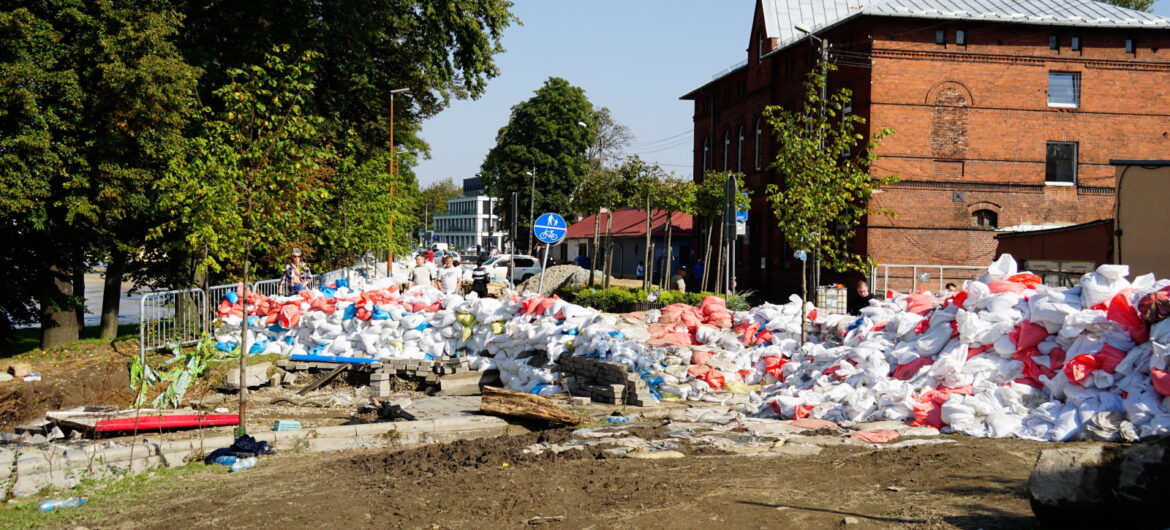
xmin=431 ymin=178 xmax=504 ymax=251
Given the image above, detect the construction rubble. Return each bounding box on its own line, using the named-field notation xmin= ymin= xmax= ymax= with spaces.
xmin=204 ymin=253 xmax=1170 ymax=443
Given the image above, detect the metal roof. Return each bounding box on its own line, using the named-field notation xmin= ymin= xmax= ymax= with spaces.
xmin=761 ymin=0 xmax=1170 ymax=50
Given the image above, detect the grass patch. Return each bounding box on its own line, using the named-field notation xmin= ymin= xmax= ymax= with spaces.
xmin=1 ymin=324 xmax=138 ymax=361
xmin=0 ymin=462 xmax=214 ymax=529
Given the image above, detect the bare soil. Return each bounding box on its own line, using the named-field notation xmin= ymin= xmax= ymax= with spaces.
xmin=42 ymin=430 xmax=1051 ymax=529
xmin=0 ymin=340 xmax=139 ymax=430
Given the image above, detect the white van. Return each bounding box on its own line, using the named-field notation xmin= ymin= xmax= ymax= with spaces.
xmin=482 ymin=254 xmax=542 ymax=282
xmin=429 ymin=242 xmax=449 ymax=252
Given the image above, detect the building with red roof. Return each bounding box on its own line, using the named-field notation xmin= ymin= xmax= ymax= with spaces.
xmin=561 ymin=208 xmax=694 ymax=281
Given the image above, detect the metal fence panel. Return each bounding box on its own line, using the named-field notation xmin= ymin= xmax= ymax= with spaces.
xmin=870 ymin=264 xmax=986 ymax=294
xmin=252 ymin=278 xmax=283 ymax=297
xmin=139 ymin=288 xmax=206 ymax=357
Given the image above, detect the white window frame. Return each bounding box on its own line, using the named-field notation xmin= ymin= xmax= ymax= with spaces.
xmin=736 ymin=126 xmax=744 ymax=172
xmin=723 ymin=131 xmax=730 ymax=170
xmin=1045 ymin=141 xmax=1078 ymax=186
xmin=1047 ymin=72 xmax=1080 ymax=109
xmin=754 ymin=118 xmax=762 ymax=170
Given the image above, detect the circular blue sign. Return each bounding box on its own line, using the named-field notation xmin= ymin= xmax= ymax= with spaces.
xmin=533 ymin=212 xmax=568 ymax=244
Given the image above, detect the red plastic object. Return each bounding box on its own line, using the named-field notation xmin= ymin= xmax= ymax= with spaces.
xmin=94 ymin=414 xmax=240 ymax=433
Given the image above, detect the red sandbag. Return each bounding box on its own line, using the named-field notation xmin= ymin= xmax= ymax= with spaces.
xmin=763 ymin=355 xmax=788 ymax=380
xmin=690 ymin=350 xmax=714 ymax=365
xmin=904 ymin=292 xmax=936 ymax=315
xmin=1152 ymin=368 xmax=1170 ymax=396
xmin=278 ymin=305 xmax=301 ymax=328
xmin=793 ymin=405 xmax=815 ymax=420
xmin=1064 ymin=354 xmax=1100 ymax=384
xmin=753 ymin=329 xmax=774 ymax=346
xmin=893 ymin=357 xmax=934 ymax=380
xmin=790 ymin=417 xmax=836 ymax=429
xmin=1007 ymin=273 xmax=1043 ymax=289
xmin=913 ymin=318 xmax=930 ymax=335
xmin=1011 ymin=321 xmax=1049 ymax=351
xmin=851 ymin=430 xmax=900 ymax=443
xmin=1138 ymin=287 xmax=1170 ymax=325
xmin=952 ymin=290 xmax=969 ymax=308
xmin=1049 ymin=347 xmax=1067 ymax=371
xmin=987 ymin=280 xmax=1027 ymax=294
xmin=966 ymin=344 xmax=992 ymax=360
xmin=1107 ymin=292 xmax=1150 ymax=344
xmin=733 ymin=322 xmax=760 ymax=346
xmin=1095 ymin=343 xmax=1127 ymax=374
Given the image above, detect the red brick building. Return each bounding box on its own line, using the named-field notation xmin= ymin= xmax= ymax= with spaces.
xmin=682 ymin=0 xmax=1170 ymax=299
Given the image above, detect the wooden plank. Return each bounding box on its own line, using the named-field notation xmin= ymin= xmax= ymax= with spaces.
xmin=295 ymin=364 xmax=348 ymax=396
xmin=479 ymin=386 xmax=581 ymax=425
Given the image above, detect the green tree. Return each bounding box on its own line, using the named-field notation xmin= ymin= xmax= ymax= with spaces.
xmin=481 ymin=77 xmax=597 ymax=254
xmin=177 ymin=0 xmax=518 ymax=158
xmin=157 ymin=46 xmax=331 ymax=425
xmin=694 ymin=171 xmax=749 ymax=293
xmin=585 ymin=106 xmax=632 ymax=169
xmin=656 ymin=177 xmax=697 ymax=290
xmin=0 ymin=1 xmax=200 ymax=347
xmin=1102 ymin=0 xmax=1153 ymax=11
xmin=571 ymin=167 xmax=625 ymax=287
xmin=763 ymin=63 xmax=897 ymax=330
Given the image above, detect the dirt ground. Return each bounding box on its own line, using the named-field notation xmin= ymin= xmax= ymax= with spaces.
xmin=32 ymin=429 xmax=1050 ymax=529
xmin=0 ymin=341 xmax=139 ymax=431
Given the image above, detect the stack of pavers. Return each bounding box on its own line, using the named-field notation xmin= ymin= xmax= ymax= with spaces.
xmin=556 ymin=355 xmax=656 ymax=406
xmin=277 ymin=357 xmax=474 ymax=398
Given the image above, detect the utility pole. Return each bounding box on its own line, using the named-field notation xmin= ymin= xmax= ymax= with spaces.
xmin=387 ymin=88 xmax=409 ymax=275
xmin=527 ymin=166 xmax=536 ymax=255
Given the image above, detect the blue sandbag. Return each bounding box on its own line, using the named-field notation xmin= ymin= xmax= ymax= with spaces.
xmin=249 ymin=340 xmax=267 ymax=354
xmin=343 ymin=304 xmax=357 ymax=320
xmin=289 ymin=354 xmax=376 ymax=364
xmin=319 ymin=286 xmax=337 ymax=299
xmin=371 ymin=309 xmax=390 ymax=320
xmin=268 ymin=324 xmax=288 ymax=333
xmin=215 ymin=341 xmax=237 ymax=353
xmin=224 ymin=291 xmax=239 ymax=304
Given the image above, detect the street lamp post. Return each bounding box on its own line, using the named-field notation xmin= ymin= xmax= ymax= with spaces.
xmin=387 ymin=88 xmax=409 ymax=276
xmin=526 ymin=167 xmax=536 ymax=255
xmin=795 ymin=24 xmax=829 ymax=290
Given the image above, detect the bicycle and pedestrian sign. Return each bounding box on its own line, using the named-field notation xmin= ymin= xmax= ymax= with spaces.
xmin=534 ymin=212 xmax=567 ymax=245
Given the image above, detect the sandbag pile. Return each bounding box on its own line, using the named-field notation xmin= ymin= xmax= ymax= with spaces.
xmin=211 ymin=254 xmax=1170 ymax=442
xmin=751 ymin=255 xmax=1170 ymax=442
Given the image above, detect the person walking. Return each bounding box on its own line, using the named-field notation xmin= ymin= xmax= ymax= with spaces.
xmin=436 ymin=255 xmax=462 ymax=294
xmin=470 ymin=258 xmax=490 ymax=298
xmin=281 ymin=248 xmax=313 ymax=295
xmin=670 ymin=267 xmax=687 ymax=292
xmin=635 ymin=261 xmax=645 ymax=281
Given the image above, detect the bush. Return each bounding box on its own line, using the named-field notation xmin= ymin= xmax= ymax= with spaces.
xmin=554 ymin=286 xmax=737 ymax=313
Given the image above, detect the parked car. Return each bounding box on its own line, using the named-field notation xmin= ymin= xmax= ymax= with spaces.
xmin=481 ymin=254 xmax=542 ymax=282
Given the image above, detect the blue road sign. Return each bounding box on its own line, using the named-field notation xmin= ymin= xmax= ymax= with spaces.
xmin=533 ymin=212 xmax=568 ymax=244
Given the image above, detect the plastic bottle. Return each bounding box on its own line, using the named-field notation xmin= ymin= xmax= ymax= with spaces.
xmin=229 ymin=457 xmax=257 ymax=472
xmin=213 ymin=455 xmax=238 ymax=466
xmin=38 ymin=497 xmax=86 ymax=511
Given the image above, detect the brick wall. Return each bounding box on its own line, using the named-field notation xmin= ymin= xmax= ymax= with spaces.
xmin=686 ymin=13 xmax=1170 ymax=296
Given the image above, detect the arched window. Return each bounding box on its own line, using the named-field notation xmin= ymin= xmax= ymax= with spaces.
xmin=737 ymin=126 xmax=744 ymax=172
xmin=702 ymin=137 xmax=709 ymax=170
xmin=723 ymin=131 xmax=730 ymax=170
xmin=973 ymin=209 xmax=998 ymax=228
xmin=754 ymin=118 xmax=763 ymax=170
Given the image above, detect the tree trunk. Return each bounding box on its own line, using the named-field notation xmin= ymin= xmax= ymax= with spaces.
xmin=701 ymin=217 xmax=714 ymax=292
xmin=239 ymin=245 xmax=251 ymax=432
xmin=801 ymin=257 xmax=808 ymax=344
xmin=99 ymin=250 xmax=126 ymax=339
xmin=588 ymin=210 xmax=601 ymax=287
xmin=40 ymin=266 xmax=81 ymax=349
xmin=662 ymin=211 xmax=674 ymax=290
xmin=713 ymin=215 xmax=724 ymax=294
xmin=479 ymin=386 xmax=581 ymax=425
xmin=642 ymin=195 xmax=652 ymax=290
xmin=602 ymin=211 xmax=614 ymax=289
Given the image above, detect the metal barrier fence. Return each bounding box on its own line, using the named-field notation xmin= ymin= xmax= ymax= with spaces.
xmin=871 ymin=264 xmax=986 ymax=294
xmin=252 ymin=278 xmax=283 ymax=297
xmin=139 ymin=288 xmax=206 ymax=355
xmin=142 ymin=268 xmax=348 ymax=356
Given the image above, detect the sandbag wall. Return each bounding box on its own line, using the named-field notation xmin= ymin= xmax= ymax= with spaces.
xmin=211 ymin=254 xmax=1170 ymax=442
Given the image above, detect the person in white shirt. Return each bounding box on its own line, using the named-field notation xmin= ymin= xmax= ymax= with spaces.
xmin=437 ymin=255 xmax=462 ymax=294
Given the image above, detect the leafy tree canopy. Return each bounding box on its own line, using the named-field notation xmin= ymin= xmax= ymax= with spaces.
xmin=481 ymin=77 xmax=597 ymax=250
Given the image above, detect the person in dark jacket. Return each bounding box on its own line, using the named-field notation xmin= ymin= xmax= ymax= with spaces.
xmin=847 ymin=280 xmax=878 ymax=314
xmin=470 ymin=258 xmax=490 ymax=298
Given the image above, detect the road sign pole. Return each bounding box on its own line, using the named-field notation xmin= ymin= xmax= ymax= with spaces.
xmin=537 ymin=244 xmax=550 ymax=294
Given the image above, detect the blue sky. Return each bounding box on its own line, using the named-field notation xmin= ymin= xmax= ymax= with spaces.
xmin=413 ymin=0 xmax=1170 ymax=188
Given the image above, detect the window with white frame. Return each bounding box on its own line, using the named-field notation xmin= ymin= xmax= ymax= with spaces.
xmin=1045 ymin=142 xmax=1077 ymax=184
xmin=723 ymin=131 xmax=730 ymax=170
xmin=754 ymin=119 xmax=762 ymax=170
xmin=737 ymin=126 xmax=744 ymax=172
xmin=1048 ymin=72 xmax=1080 ymax=108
